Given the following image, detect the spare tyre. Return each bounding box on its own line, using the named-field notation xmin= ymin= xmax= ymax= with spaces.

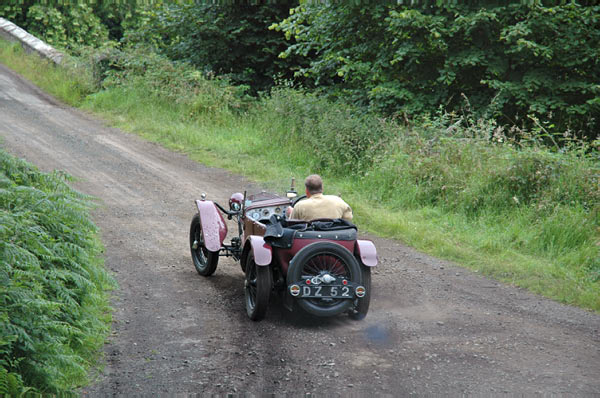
xmin=287 ymin=242 xmax=362 ymax=317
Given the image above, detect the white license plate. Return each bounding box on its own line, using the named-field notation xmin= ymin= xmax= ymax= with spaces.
xmin=299 ymin=285 xmax=354 ymax=298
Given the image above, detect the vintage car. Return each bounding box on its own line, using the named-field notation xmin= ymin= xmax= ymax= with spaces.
xmin=189 ymin=180 xmax=377 ymax=321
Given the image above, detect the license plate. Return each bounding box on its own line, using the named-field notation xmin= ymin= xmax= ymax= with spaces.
xmin=298 ymin=284 xmax=354 ymax=299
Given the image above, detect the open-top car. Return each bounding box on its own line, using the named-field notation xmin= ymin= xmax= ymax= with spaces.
xmin=189 ymin=180 xmax=377 ymax=321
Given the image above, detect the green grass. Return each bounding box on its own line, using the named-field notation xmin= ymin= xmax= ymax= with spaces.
xmin=1 ymin=38 xmax=597 ymax=312
xmin=0 ymin=40 xmax=93 ymax=106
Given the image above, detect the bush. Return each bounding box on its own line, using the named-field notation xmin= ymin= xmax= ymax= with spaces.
xmin=0 ymin=150 xmax=114 ymax=393
xmin=274 ymin=3 xmax=600 ymax=141
xmin=361 ymin=113 xmax=599 ymax=283
xmin=260 ymin=88 xmax=395 ymax=175
xmin=123 ymin=2 xmax=299 ymax=94
xmin=0 ymin=4 xmax=109 ymax=50
xmin=0 ymin=3 xmax=140 ymax=49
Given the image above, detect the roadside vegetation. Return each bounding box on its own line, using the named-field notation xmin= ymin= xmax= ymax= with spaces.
xmin=0 ymin=0 xmax=597 ymax=325
xmin=0 ymin=147 xmax=114 ymax=394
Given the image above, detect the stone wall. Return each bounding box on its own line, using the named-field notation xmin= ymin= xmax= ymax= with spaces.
xmin=0 ymin=17 xmax=63 ymax=64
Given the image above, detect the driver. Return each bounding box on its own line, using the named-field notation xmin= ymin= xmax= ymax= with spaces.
xmin=286 ymin=174 xmax=353 ymax=221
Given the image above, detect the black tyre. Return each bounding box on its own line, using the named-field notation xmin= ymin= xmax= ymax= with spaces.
xmin=189 ymin=213 xmax=219 ymax=276
xmin=245 ymin=252 xmax=272 ymax=321
xmin=349 ymin=266 xmax=371 ymax=320
xmin=288 ymin=242 xmax=362 ymax=317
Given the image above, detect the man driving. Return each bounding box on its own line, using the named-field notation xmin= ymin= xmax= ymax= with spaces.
xmin=286 ymin=174 xmax=353 ymax=222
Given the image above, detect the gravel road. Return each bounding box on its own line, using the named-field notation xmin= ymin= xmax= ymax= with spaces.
xmin=1 ymin=64 xmax=598 ymax=395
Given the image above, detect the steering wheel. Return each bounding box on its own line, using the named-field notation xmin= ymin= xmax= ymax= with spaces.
xmin=285 ymin=194 xmax=306 ymax=219
xmin=290 ymin=194 xmax=307 ymax=208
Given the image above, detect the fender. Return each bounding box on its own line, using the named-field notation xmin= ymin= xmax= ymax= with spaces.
xmin=355 ymin=239 xmax=378 ymax=267
xmin=195 ymin=199 xmax=227 ymax=252
xmin=246 ymin=236 xmax=272 ymax=266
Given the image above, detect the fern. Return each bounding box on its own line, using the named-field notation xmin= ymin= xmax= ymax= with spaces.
xmin=0 ymin=367 xmax=31 ymax=397
xmin=0 ymin=149 xmax=114 ymax=393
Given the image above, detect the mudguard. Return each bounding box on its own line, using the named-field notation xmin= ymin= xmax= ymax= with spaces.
xmin=247 ymin=236 xmax=272 ymax=266
xmin=355 ymin=239 xmax=377 ymax=267
xmin=195 ymin=199 xmax=227 ymax=252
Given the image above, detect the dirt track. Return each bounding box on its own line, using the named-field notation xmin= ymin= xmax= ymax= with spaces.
xmin=1 ymin=64 xmax=599 ymax=395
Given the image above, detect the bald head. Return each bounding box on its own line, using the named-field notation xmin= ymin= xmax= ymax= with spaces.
xmin=304 ymin=174 xmax=323 ymax=195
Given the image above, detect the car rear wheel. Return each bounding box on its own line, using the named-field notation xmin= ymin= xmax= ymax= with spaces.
xmin=288 ymin=242 xmax=362 ymax=317
xmin=349 ymin=266 xmax=371 ymax=320
xmin=245 ymin=252 xmax=272 ymax=321
xmin=189 ymin=213 xmax=218 ymax=276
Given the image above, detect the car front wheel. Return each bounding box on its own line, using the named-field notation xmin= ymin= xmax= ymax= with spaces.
xmin=189 ymin=213 xmax=218 ymax=276
xmin=245 ymin=252 xmax=272 ymax=321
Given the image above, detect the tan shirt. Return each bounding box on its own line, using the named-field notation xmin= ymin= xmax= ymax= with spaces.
xmin=290 ymin=193 xmax=353 ymax=221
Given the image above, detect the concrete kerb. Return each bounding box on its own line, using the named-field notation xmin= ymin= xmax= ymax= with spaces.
xmin=0 ymin=17 xmax=63 ymax=64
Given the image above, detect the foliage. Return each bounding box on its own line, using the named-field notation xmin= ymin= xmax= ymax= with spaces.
xmin=0 ymin=2 xmax=141 ymax=52
xmin=123 ymin=2 xmax=299 ymax=93
xmin=82 ymin=45 xmax=252 ymax=116
xmin=91 ymin=2 xmax=140 ymax=42
xmin=260 ymin=89 xmax=395 ymax=175
xmin=375 ymin=113 xmax=600 ymax=217
xmin=0 ymin=3 xmax=109 ymax=50
xmin=0 ymin=366 xmax=29 ymax=397
xmin=4 ymin=2 xmax=598 ymax=139
xmin=0 ymin=149 xmax=114 ymax=393
xmin=273 ymin=3 xmax=600 ymax=141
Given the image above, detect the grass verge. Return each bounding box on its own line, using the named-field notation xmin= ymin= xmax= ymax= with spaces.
xmin=0 ymin=39 xmax=598 ymax=312
xmin=0 ymin=40 xmax=93 ymax=106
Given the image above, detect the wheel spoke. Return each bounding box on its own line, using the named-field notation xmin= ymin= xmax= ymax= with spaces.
xmin=331 ymin=259 xmax=345 ymax=276
xmin=303 ymin=254 xmax=348 ymax=277
xmin=317 ymin=254 xmax=327 ymax=270
xmin=304 ymin=261 xmax=321 ymax=275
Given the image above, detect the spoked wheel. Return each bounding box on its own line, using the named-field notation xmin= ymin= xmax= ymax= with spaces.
xmin=288 ymin=242 xmax=362 ymax=317
xmin=189 ymin=213 xmax=218 ymax=276
xmin=245 ymin=252 xmax=272 ymax=321
xmin=349 ymin=266 xmax=371 ymax=320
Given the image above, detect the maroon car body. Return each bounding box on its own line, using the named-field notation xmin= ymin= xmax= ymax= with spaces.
xmin=189 ymin=187 xmax=377 ymax=321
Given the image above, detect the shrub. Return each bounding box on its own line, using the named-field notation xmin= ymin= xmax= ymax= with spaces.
xmin=0 ymin=150 xmax=114 ymax=393
xmin=123 ymin=2 xmax=299 ymax=94
xmin=260 ymin=88 xmax=395 ymax=175
xmin=274 ymin=3 xmax=600 ymax=141
xmin=0 ymin=4 xmax=109 ymax=50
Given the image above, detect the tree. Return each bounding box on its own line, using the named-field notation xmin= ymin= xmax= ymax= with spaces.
xmin=273 ymin=3 xmax=600 ymax=140
xmin=125 ymin=2 xmax=299 ymax=93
